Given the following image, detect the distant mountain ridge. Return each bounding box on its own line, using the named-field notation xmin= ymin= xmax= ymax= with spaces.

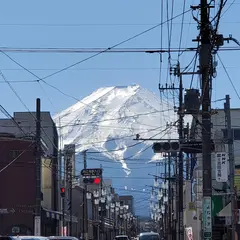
xmin=53 ymin=85 xmax=178 ymax=166
xmin=53 ymin=85 xmax=186 ymax=216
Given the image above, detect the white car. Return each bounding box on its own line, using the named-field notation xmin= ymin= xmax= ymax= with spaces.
xmin=114 ymin=235 xmax=130 ymax=240
xmin=139 ymin=232 xmax=160 ymax=240
xmin=0 ymin=236 xmax=49 ymax=240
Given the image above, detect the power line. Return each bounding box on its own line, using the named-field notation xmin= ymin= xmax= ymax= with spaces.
xmin=217 ymin=52 xmax=240 ymax=100
xmin=5 ymin=8 xmax=191 ymax=82
xmin=0 ymin=47 xmax=196 ymax=53
xmin=0 ymin=46 xmax=239 ymax=54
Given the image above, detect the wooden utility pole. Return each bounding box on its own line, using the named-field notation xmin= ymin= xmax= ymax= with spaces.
xmin=168 ymin=153 xmax=172 ymax=240
xmin=176 ymin=63 xmax=184 ymax=240
xmin=200 ymin=0 xmax=213 ymax=239
xmin=83 ymin=150 xmax=88 ymax=240
xmin=66 ymin=154 xmax=73 ymax=235
xmin=100 ymin=164 xmax=104 ymax=240
xmin=225 ymin=95 xmax=235 ymax=240
xmin=35 ymin=98 xmax=42 ymax=236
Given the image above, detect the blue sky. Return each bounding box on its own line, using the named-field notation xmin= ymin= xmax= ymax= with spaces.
xmin=0 ymin=0 xmax=239 ymax=116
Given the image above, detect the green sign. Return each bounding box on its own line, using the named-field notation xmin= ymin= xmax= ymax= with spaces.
xmin=203 ymin=197 xmax=212 ymax=237
xmin=212 ymin=196 xmax=223 ymax=216
xmin=204 ymin=232 xmax=212 ymax=238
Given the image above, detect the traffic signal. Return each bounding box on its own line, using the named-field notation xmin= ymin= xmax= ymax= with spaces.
xmin=60 ymin=187 xmax=65 ymax=198
xmin=83 ymin=177 xmax=101 ymax=184
xmin=152 ymin=142 xmax=180 ymax=153
xmin=94 ymin=177 xmax=101 ymax=184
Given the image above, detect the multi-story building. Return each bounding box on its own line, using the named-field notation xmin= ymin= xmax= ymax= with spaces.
xmin=0 ymin=134 xmax=59 ymax=235
xmin=191 ymin=108 xmax=240 ymax=239
xmin=119 ymin=195 xmax=134 ymax=214
xmin=0 ymin=111 xmax=60 ymax=235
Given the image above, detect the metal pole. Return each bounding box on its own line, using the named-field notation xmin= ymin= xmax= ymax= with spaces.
xmin=168 ymin=153 xmax=172 ymax=240
xmin=100 ymin=164 xmax=104 ymax=240
xmin=34 ymin=98 xmax=42 ymax=236
xmin=164 ymin=156 xmax=167 ymax=239
xmin=225 ymin=95 xmax=235 ymax=240
xmin=83 ymin=150 xmax=88 ymax=240
xmin=177 ymin=64 xmax=184 ymax=240
xmin=69 ymin=157 xmax=73 ymax=236
xmin=200 ymin=0 xmax=213 ymax=239
xmin=62 ymin=197 xmax=65 ymax=236
xmin=114 ymin=206 xmax=116 ymax=237
xmin=58 ymin=149 xmax=63 ymax=235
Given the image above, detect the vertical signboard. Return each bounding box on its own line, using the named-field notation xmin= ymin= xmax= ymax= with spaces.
xmin=34 ymin=216 xmax=41 ymax=236
xmin=185 ymin=227 xmax=193 ymax=240
xmin=215 ymin=152 xmax=228 ymax=182
xmin=203 ymin=196 xmax=212 ymax=239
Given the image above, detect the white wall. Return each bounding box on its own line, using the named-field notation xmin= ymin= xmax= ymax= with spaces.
xmin=183 ymin=180 xmax=200 ymax=240
xmin=191 ymin=108 xmax=240 ymax=239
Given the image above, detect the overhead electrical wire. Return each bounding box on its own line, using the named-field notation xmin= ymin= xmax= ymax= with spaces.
xmin=0 ymin=49 xmax=178 ymax=152
xmin=0 ymin=50 xmax=172 ymax=134
xmin=86 ymin=124 xmax=175 ymax=154
xmin=0 ymin=47 xmax=196 ymax=53
xmin=0 ymin=69 xmax=59 ymax=152
xmin=0 ymin=142 xmax=35 ymax=173
xmin=221 ymin=0 xmax=236 ymax=16
xmin=217 ymin=53 xmax=240 ymax=100
xmin=1 ymin=8 xmax=192 ymax=84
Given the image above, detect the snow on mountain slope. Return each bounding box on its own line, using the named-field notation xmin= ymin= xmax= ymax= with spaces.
xmin=53 ymin=85 xmax=181 ymax=169
xmin=54 ymin=85 xmax=193 ymax=216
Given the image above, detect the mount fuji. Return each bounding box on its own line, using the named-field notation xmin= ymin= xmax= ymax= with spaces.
xmin=53 ymin=84 xmax=189 ymax=216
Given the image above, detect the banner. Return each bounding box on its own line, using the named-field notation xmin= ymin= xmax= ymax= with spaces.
xmin=185 ymin=227 xmax=193 ymax=240
xmin=215 ymin=152 xmax=228 ymax=182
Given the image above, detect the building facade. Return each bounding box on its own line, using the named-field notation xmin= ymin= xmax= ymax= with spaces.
xmin=0 ymin=135 xmax=60 ymax=235
xmin=191 ymin=108 xmax=240 ymax=239
xmin=119 ymin=195 xmax=134 ymax=215
xmin=0 ymin=111 xmax=60 ymax=236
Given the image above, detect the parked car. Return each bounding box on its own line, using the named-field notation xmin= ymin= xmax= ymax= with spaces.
xmin=139 ymin=232 xmax=160 ymax=240
xmin=0 ymin=236 xmax=49 ymax=240
xmin=114 ymin=235 xmax=130 ymax=240
xmin=48 ymin=237 xmax=79 ymax=240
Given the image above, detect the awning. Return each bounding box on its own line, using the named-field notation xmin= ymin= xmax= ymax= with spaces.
xmin=217 ymin=202 xmax=231 ymax=217
xmin=42 ymin=207 xmax=78 ymax=223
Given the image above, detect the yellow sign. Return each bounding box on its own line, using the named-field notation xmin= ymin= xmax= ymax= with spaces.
xmin=188 ymin=202 xmax=196 ymax=211
xmin=234 ymin=169 xmax=240 ymax=193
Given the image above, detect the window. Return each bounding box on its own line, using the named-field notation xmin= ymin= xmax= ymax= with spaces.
xmin=139 ymin=235 xmax=160 ymax=240
xmin=222 ymin=129 xmax=240 ymax=140
xmin=115 ymin=237 xmax=129 ymax=240
xmin=9 ymin=150 xmax=23 ymax=159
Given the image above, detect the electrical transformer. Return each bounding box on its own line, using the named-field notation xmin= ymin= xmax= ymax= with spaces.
xmin=184 ymin=89 xmax=200 ymax=114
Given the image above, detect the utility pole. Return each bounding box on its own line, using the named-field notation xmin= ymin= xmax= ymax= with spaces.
xmin=168 ymin=153 xmax=172 ymax=240
xmin=83 ymin=150 xmax=88 ymax=240
xmin=185 ymin=124 xmax=190 ymax=181
xmin=64 ymin=145 xmax=75 ymax=236
xmin=67 ymin=156 xmax=73 ymax=235
xmin=170 ymin=63 xmax=184 ymax=240
xmin=164 ymin=157 xmax=167 ymax=240
xmin=224 ymin=95 xmax=235 ymax=240
xmin=58 ymin=149 xmax=62 ymax=235
xmin=100 ymin=164 xmax=104 ymax=240
xmin=176 ymin=63 xmax=184 ymax=240
xmin=35 ymin=98 xmax=42 ymax=236
xmin=159 ymin=75 xmax=184 ymax=240
xmin=62 ymin=190 xmax=65 ymax=236
xmin=200 ymin=0 xmax=213 ymax=239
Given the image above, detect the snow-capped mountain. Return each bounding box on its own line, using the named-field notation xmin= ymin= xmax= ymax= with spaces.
xmin=53 ymin=84 xmax=190 ymax=216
